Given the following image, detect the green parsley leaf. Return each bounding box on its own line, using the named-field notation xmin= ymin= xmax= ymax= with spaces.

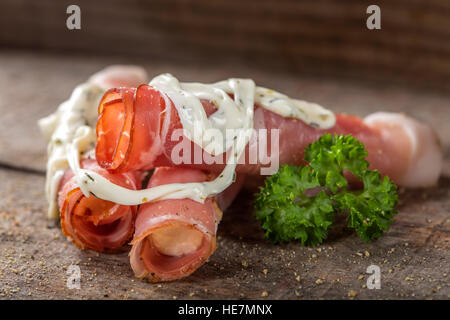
xmin=254 ymin=165 xmax=334 ymax=246
xmin=254 ymin=133 xmax=398 ymax=245
xmin=333 ymin=171 xmax=398 ymax=242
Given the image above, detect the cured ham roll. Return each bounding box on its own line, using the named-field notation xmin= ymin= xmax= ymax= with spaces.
xmin=58 ymin=159 xmax=140 ymax=252
xmin=95 ymin=85 xmax=226 ymax=173
xmin=95 ymin=85 xmax=442 ymax=187
xmin=130 ymin=167 xmax=244 ymax=282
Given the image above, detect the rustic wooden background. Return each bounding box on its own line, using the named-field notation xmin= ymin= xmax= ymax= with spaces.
xmin=0 ymin=0 xmax=449 ymax=90
xmin=0 ymin=1 xmax=449 ymax=300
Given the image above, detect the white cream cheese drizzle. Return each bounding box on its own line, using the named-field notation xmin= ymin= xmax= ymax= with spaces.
xmin=39 ymin=73 xmax=335 ymax=217
xmin=38 ymin=83 xmax=105 ymax=218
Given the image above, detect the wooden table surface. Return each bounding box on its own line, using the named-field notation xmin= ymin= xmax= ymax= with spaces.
xmin=0 ymin=50 xmax=449 ymax=299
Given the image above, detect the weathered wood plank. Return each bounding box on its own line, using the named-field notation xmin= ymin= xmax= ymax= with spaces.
xmin=0 ymin=0 xmax=449 ymax=90
xmin=1 ymin=51 xmax=449 ymax=173
xmin=0 ymin=167 xmax=448 ymax=299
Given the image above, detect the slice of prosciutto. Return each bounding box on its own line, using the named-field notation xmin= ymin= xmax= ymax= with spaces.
xmin=58 ymin=159 xmax=140 ymax=251
xmin=95 ymin=85 xmax=442 ymax=188
xmin=130 ymin=167 xmax=244 ymax=282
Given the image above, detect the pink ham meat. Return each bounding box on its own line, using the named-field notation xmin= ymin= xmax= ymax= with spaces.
xmin=130 ymin=167 xmax=244 ymax=282
xmin=55 ymin=65 xmax=148 ymax=251
xmin=58 ymin=159 xmax=140 ymax=251
xmin=95 ymin=85 xmax=442 ymax=187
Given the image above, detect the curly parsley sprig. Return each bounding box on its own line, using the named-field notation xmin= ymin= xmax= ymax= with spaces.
xmin=254 ymin=134 xmax=398 ymax=246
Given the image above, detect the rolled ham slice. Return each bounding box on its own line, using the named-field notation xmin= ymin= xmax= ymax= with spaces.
xmin=130 ymin=167 xmax=244 ymax=282
xmin=95 ymin=85 xmax=442 ymax=187
xmin=58 ymin=159 xmax=140 ymax=251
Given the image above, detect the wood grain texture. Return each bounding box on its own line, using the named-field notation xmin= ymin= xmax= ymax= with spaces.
xmin=0 ymin=169 xmax=448 ymax=299
xmin=0 ymin=0 xmax=449 ymax=90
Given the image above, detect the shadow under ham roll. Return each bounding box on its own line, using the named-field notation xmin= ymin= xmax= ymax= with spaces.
xmin=130 ymin=167 xmax=244 ymax=282
xmin=58 ymin=159 xmax=140 ymax=252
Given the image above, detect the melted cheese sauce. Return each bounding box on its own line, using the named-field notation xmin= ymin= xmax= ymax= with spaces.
xmin=39 ymin=73 xmax=335 ymax=217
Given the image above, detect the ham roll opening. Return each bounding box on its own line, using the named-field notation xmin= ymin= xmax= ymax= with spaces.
xmin=130 ymin=167 xmax=244 ymax=282
xmin=96 ymin=86 xmax=166 ymax=173
xmin=58 ymin=159 xmax=140 ymax=252
xmin=96 ymin=85 xmax=218 ymax=173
